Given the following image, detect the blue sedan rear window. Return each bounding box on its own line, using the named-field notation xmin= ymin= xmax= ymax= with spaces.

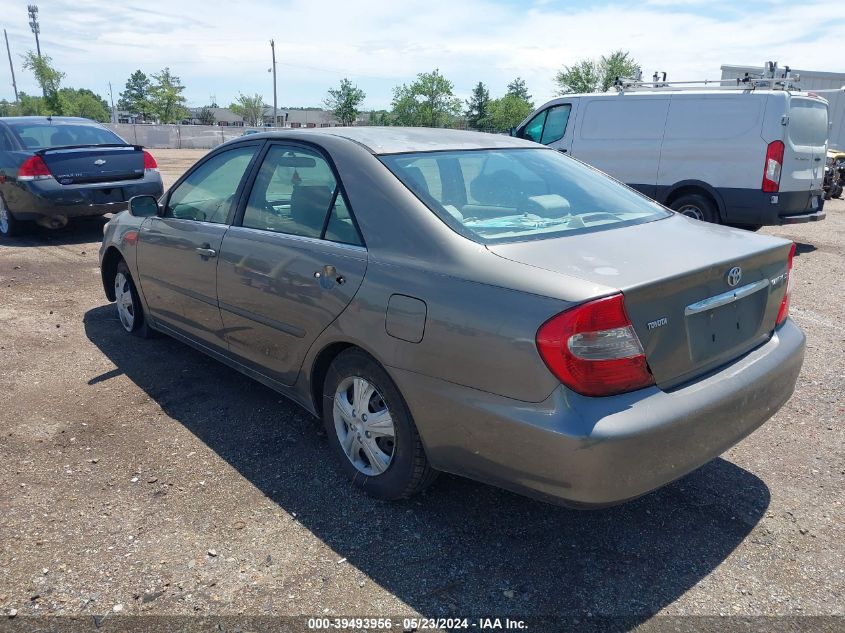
xmin=381 ymin=148 xmax=669 ymax=243
xmin=7 ymin=123 xmax=124 ymax=150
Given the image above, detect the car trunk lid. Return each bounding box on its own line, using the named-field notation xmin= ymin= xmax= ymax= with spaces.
xmin=37 ymin=144 xmax=146 ymax=185
xmin=489 ymin=215 xmax=793 ymax=389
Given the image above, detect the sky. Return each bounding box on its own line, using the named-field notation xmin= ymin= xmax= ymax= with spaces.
xmin=1 ymin=0 xmax=844 ymax=111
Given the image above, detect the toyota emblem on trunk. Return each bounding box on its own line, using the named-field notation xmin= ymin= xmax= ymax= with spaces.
xmin=94 ymin=159 xmax=106 ymax=165
xmin=726 ymin=266 xmax=742 ymax=287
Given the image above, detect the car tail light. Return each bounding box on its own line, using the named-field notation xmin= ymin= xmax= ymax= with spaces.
xmin=536 ymin=293 xmax=655 ymax=397
xmin=18 ymin=155 xmax=52 ymax=181
xmin=143 ymin=150 xmax=158 ymax=171
xmin=776 ymin=242 xmax=796 ymax=326
xmin=762 ymin=140 xmax=784 ymax=193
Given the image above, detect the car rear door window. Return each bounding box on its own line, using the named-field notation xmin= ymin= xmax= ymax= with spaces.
xmin=165 ymin=145 xmax=258 ymax=224
xmin=241 ymin=145 xmax=362 ymax=246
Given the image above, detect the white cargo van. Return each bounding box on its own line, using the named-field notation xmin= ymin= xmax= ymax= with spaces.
xmin=514 ymin=88 xmax=828 ymax=227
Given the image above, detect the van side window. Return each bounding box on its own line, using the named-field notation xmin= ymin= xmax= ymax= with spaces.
xmin=521 ymin=110 xmax=547 ymax=143
xmin=541 ymin=105 xmax=572 ymax=144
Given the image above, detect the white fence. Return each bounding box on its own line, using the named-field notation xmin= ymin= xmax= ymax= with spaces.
xmin=103 ymin=124 xmax=276 ymax=149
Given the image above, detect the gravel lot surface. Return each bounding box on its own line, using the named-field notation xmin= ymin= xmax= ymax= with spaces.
xmin=0 ymin=151 xmax=842 ymax=630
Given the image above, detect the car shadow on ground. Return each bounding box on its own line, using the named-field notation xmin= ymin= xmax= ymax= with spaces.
xmin=794 ymin=241 xmax=817 ymax=257
xmin=84 ymin=305 xmax=771 ymax=626
xmin=1 ymin=216 xmax=110 ymax=247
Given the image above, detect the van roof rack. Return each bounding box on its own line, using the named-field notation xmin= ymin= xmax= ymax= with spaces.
xmin=613 ymin=62 xmax=801 ymax=92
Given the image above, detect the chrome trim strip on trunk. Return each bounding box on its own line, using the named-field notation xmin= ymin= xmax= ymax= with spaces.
xmin=684 ymin=279 xmax=771 ymax=316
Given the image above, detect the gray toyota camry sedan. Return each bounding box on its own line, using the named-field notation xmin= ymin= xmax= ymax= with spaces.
xmin=99 ymin=128 xmax=805 ymax=506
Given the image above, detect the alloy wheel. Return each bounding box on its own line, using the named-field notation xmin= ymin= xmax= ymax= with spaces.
xmin=114 ymin=271 xmax=136 ymax=332
xmin=0 ymin=202 xmax=9 ymax=235
xmin=333 ymin=376 xmax=396 ymax=475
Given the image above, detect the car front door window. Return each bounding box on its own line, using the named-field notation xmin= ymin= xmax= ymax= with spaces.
xmin=541 ymin=105 xmax=572 ymax=145
xmin=521 ymin=110 xmax=547 ymax=143
xmin=166 ymin=145 xmax=258 ymax=223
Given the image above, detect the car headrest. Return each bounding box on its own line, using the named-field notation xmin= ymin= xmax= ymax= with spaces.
xmin=50 ymin=130 xmax=76 ymax=146
xmin=402 ymin=166 xmax=431 ymax=197
xmin=290 ymin=185 xmax=334 ymax=237
xmin=469 ymin=170 xmax=522 ymax=208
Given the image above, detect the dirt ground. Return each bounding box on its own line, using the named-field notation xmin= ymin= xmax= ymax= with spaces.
xmin=0 ymin=153 xmax=842 ymax=630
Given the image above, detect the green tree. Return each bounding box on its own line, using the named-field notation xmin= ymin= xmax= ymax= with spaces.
xmin=391 ymin=69 xmax=461 ymax=128
xmin=21 ymin=51 xmax=64 ymax=114
xmin=598 ymin=50 xmax=640 ymax=92
xmin=118 ymin=70 xmax=152 ymax=121
xmin=197 ymin=106 xmax=216 ymax=125
xmin=554 ymin=50 xmax=639 ymax=94
xmin=324 ymin=78 xmax=366 ymax=126
xmin=148 ymin=68 xmax=188 ymax=123
xmin=229 ymin=93 xmax=266 ymax=127
xmin=59 ymin=88 xmax=110 ymax=121
xmin=15 ymin=92 xmax=45 ymax=116
xmin=465 ymin=82 xmax=491 ymax=130
xmin=487 ymin=93 xmax=534 ymax=132
xmin=506 ymin=77 xmax=532 ymax=106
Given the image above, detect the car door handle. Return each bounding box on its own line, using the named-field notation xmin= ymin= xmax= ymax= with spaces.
xmin=196 ymin=246 xmax=217 ymax=258
xmin=557 ymin=148 xmax=568 ymax=154
xmin=314 ymin=265 xmax=345 ymax=285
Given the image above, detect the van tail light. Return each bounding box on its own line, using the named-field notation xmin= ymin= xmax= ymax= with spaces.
xmin=143 ymin=150 xmax=158 ymax=171
xmin=536 ymin=293 xmax=655 ymax=397
xmin=762 ymin=140 xmax=784 ymax=193
xmin=18 ymin=155 xmax=53 ymax=181
xmin=776 ymin=242 xmax=796 ymax=327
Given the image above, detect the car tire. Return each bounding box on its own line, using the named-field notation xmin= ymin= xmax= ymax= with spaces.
xmin=0 ymin=196 xmax=24 ymax=239
xmin=322 ymin=349 xmax=437 ymax=500
xmin=114 ymin=260 xmax=154 ymax=338
xmin=670 ymin=194 xmax=720 ymax=223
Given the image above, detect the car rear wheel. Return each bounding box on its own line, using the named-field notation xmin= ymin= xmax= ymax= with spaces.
xmin=323 ymin=349 xmax=437 ymax=500
xmin=114 ymin=261 xmax=153 ymax=338
xmin=670 ymin=193 xmax=719 ymax=223
xmin=0 ymin=197 xmax=23 ymax=238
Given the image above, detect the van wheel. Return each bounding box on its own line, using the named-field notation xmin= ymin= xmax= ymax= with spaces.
xmin=670 ymin=194 xmax=719 ymax=223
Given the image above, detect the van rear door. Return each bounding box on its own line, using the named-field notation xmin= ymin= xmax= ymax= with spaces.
xmin=780 ymin=96 xmax=827 ymax=205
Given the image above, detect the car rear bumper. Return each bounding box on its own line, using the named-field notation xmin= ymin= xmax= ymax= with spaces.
xmin=4 ymin=174 xmax=164 ymax=221
xmin=779 ymin=209 xmax=826 ymax=224
xmin=393 ymin=318 xmax=805 ymax=506
xmin=717 ymin=188 xmax=825 ymax=226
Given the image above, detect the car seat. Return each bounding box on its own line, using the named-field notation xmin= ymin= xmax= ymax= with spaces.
xmin=290 ymin=185 xmax=334 ymax=237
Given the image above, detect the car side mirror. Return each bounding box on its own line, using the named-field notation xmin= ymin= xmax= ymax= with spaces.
xmin=128 ymin=195 xmax=160 ymax=218
xmin=509 ymin=127 xmax=517 ymax=137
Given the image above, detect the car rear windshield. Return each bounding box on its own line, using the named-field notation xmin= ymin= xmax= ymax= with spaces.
xmin=7 ymin=123 xmax=125 ymax=150
xmin=381 ymin=148 xmax=669 ymax=243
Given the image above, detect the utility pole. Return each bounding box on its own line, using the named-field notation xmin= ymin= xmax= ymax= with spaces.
xmin=4 ymin=29 xmax=18 ymax=103
xmin=270 ymin=39 xmax=278 ymax=127
xmin=27 ymin=5 xmax=41 ymax=58
xmin=108 ymin=81 xmax=116 ymax=123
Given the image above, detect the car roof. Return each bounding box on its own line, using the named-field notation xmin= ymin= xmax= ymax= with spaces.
xmin=237 ymin=126 xmax=540 ymax=155
xmin=0 ymin=116 xmax=101 ymax=126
